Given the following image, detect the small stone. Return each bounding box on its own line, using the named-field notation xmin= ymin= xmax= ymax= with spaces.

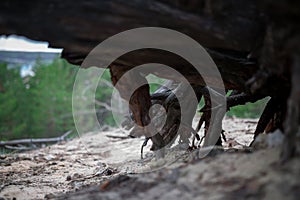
xmin=105 ymin=168 xmax=113 ymax=175
xmin=44 ymin=154 xmax=56 ymax=161
xmin=66 ymin=175 xmax=72 ymax=181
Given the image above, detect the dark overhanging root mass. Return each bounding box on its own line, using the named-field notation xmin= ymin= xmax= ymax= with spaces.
xmin=148 ymin=82 xmax=201 ymax=152
xmin=136 ymin=82 xmax=272 ymax=158
xmin=132 ymin=82 xmax=264 ymax=158
xmin=126 ymin=79 xmax=297 ymax=161
xmin=114 ymin=66 xmax=297 ymax=161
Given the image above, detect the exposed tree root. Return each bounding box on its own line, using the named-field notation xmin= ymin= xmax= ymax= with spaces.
xmin=112 ymin=65 xmax=297 ymax=161
xmin=281 ymin=54 xmax=300 ymax=162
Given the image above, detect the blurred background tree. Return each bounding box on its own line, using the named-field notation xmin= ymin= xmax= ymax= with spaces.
xmin=0 ymin=63 xmax=32 ymax=139
xmin=0 ymin=58 xmax=115 ymax=140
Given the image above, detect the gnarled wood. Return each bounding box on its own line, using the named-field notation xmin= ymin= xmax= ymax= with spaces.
xmin=0 ymin=0 xmax=299 ymax=159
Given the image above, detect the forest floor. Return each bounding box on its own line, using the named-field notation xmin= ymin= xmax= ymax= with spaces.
xmin=0 ymin=116 xmax=299 ymax=200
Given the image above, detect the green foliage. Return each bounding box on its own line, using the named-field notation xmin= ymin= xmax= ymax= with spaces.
xmin=227 ymin=97 xmax=269 ymax=118
xmin=146 ymin=74 xmax=167 ymax=93
xmin=0 ymin=59 xmax=117 ymax=140
xmin=0 ymin=63 xmax=31 ymax=139
xmin=30 ymin=59 xmax=78 ymax=137
xmin=0 ymin=60 xmax=79 ymax=140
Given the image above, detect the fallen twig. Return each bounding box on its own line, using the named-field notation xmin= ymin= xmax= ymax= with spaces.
xmin=0 ymin=130 xmax=73 ymax=147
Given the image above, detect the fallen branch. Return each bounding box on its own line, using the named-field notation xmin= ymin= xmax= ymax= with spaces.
xmin=4 ymin=144 xmax=36 ymax=151
xmin=0 ymin=130 xmax=73 ymax=147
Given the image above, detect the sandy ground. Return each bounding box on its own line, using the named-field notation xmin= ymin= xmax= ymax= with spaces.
xmin=0 ymin=117 xmax=299 ymax=200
